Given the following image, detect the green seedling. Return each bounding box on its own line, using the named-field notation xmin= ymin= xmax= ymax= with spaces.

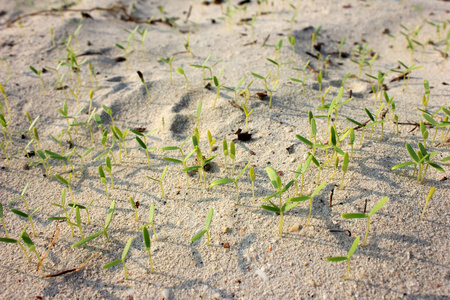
xmin=311 ymin=25 xmax=321 ymax=52
xmin=29 ymin=149 xmax=53 ymax=177
xmin=422 ymin=80 xmax=430 ymax=111
xmin=367 ymin=52 xmax=378 ymax=75
xmin=147 ymin=166 xmax=168 ymax=199
xmin=163 ymin=147 xmax=196 ymax=188
xmin=326 ymin=236 xmax=360 ymax=280
xmin=68 ymin=87 xmax=81 ymax=110
xmin=0 ymin=141 xmax=10 ymax=169
xmin=249 ymin=166 xmax=256 ymax=201
xmin=8 ymin=182 xmax=30 ymax=210
xmin=229 ymin=141 xmax=236 ymax=175
xmin=0 ymin=113 xmax=12 ymax=145
xmin=420 ymin=186 xmax=435 ymax=221
xmin=142 ymin=227 xmax=153 ymax=273
xmin=190 ymin=208 xmax=213 ymax=246
xmin=242 ymin=103 xmax=253 ymax=132
xmin=190 ymin=54 xmax=222 ymax=83
xmin=210 ymin=67 xmax=225 ymax=110
xmin=55 ymin=173 xmax=75 ymax=204
xmin=290 ymin=181 xmax=327 ymax=226
xmin=176 ymin=67 xmax=189 ymax=90
xmin=66 ymin=206 xmax=84 ymax=238
xmin=422 ymin=113 xmax=439 ymax=147
xmin=132 ymin=128 xmax=157 ymax=169
xmin=160 ymin=135 xmax=192 ymax=187
xmin=261 ymin=167 xmax=297 ymax=236
xmin=21 ymin=227 xmax=43 ymax=271
xmin=139 ymin=203 xmax=158 ymax=240
xmin=74 ymin=147 xmax=93 ymax=174
xmin=288 ymin=35 xmax=296 ymax=60
xmin=266 ymin=79 xmax=278 ymax=108
xmin=210 ymin=161 xmax=250 ymax=204
xmin=99 ymin=166 xmax=109 ymax=199
xmin=137 ymin=71 xmax=151 ymax=104
xmin=223 ymin=139 xmax=229 ymax=170
xmin=30 ymin=66 xmax=46 ymax=95
xmin=182 ymin=146 xmax=216 ymax=189
xmin=89 ymin=62 xmax=98 ymax=89
xmin=0 ymin=202 xmax=8 ymax=237
xmin=189 ymin=102 xmax=202 ymax=133
xmin=342 ymin=196 xmax=388 ymax=246
xmin=68 ymin=198 xmax=95 ymax=225
xmin=340 ymin=152 xmax=349 ymax=190
xmin=0 ymin=82 xmax=11 ymax=118
xmin=251 ymin=70 xmax=272 ymax=92
xmin=11 ymin=207 xmax=40 ymax=236
xmin=102 ymin=237 xmax=133 ymax=280
xmin=338 ymin=37 xmax=346 ymax=61
xmin=129 ymin=197 xmax=139 ymax=221
xmin=58 ymin=102 xmax=73 ymax=144
xmin=390 ymin=60 xmax=423 ymax=92
xmin=104 ymin=156 xmax=115 ymax=189
xmin=246 ymin=16 xmax=256 ymax=41
xmin=391 ymin=143 xmax=444 ymax=183
xmin=72 ymin=199 xmax=116 ymax=247
xmin=111 ymin=125 xmax=128 ymax=163
xmin=207 ymin=130 xmax=216 ymax=156
xmin=115 ymin=43 xmax=129 ymax=69
xmin=225 ymin=77 xmax=246 ymax=104
xmin=137 ymin=26 xmax=148 ymax=59
xmin=289 ymin=74 xmax=310 ymax=96
xmin=0 ymin=231 xmax=29 ymax=262
xmin=159 ymin=56 xmax=175 ymax=85
xmin=48 ymin=188 xmax=74 ymax=236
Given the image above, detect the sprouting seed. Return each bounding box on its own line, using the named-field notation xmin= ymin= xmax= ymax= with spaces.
xmin=0 ymin=82 xmax=11 ymax=118
xmin=132 ymin=128 xmax=157 ymax=169
xmin=338 ymin=37 xmax=346 ymax=61
xmin=210 ymin=161 xmax=250 ymax=204
xmin=176 ymin=67 xmax=189 ymax=90
xmin=139 ymin=203 xmax=158 ymax=241
xmin=9 ymin=182 xmax=30 ymax=210
xmin=229 ymin=140 xmax=236 ymax=175
xmin=0 ymin=233 xmax=29 ymax=262
xmin=341 ymin=196 xmax=388 ymax=246
xmin=68 ymin=198 xmax=95 ymax=225
xmin=420 ymin=187 xmax=435 ymax=221
xmin=0 ymin=113 xmax=12 ymax=145
xmin=223 ymin=139 xmax=229 ymax=170
xmin=224 ymin=76 xmax=246 ymax=104
xmin=55 ymin=173 xmax=75 ymax=204
xmin=102 ymin=237 xmax=134 ymax=280
xmin=48 ymin=188 xmax=74 ymax=236
xmin=326 ymin=236 xmax=360 ymax=280
xmin=115 ymin=43 xmax=129 ymax=69
xmin=142 ymin=227 xmax=153 ymax=273
xmin=207 ymin=130 xmax=216 ymax=156
xmin=147 ymin=166 xmax=169 ymax=199
xmin=137 ymin=71 xmax=151 ymax=104
xmin=212 ymin=73 xmax=225 ymax=110
xmin=266 ymin=79 xmax=278 ymax=108
xmin=66 ymin=206 xmax=84 ymax=238
xmin=242 ymin=103 xmax=253 ymax=132
xmin=290 ymin=181 xmax=327 ymax=226
xmin=104 ymin=156 xmax=115 ymax=189
xmin=0 ymin=142 xmax=11 ymax=169
xmin=11 ymin=207 xmax=40 ymax=236
xmin=129 ymin=197 xmax=139 ymax=221
xmin=189 ymin=102 xmax=202 ymax=133
xmin=30 ymin=66 xmax=46 ymax=95
xmin=190 ymin=208 xmax=214 ymax=246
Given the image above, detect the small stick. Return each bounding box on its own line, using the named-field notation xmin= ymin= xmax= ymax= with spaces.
xmin=44 ymin=252 xmax=99 ymax=278
xmin=329 ymin=229 xmax=351 ymax=236
xmin=329 ymin=184 xmax=337 ymax=207
xmin=363 ymin=199 xmax=367 ymax=214
xmin=261 ymin=34 xmax=270 ymax=47
xmin=185 ymin=5 xmax=192 ymax=24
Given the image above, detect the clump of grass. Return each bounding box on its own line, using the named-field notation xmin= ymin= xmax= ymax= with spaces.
xmin=190 ymin=208 xmax=214 ymax=246
xmin=176 ymin=67 xmax=189 ymax=90
xmin=420 ymin=187 xmax=435 ymax=221
xmin=341 ymin=196 xmax=388 ymax=246
xmin=210 ymin=161 xmax=250 ymax=204
xmin=102 ymin=237 xmax=133 ymax=280
xmin=10 ymin=207 xmax=40 ymax=236
xmin=137 ymin=71 xmax=151 ymax=104
xmin=30 ymin=66 xmax=46 ymax=95
xmin=326 ymin=236 xmax=360 ymax=280
xmin=147 ymin=166 xmax=169 ymax=199
xmin=9 ymin=182 xmax=30 ymax=210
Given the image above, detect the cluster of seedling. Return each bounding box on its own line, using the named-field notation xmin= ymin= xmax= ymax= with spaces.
xmin=0 ymin=1 xmax=449 ymax=285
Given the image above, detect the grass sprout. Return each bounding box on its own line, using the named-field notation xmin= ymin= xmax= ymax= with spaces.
xmin=176 ymin=67 xmax=189 ymax=90
xmin=21 ymin=227 xmax=43 ymax=270
xmin=99 ymin=166 xmax=109 ymax=199
xmin=147 ymin=166 xmax=168 ymax=199
xmin=0 ymin=202 xmax=8 ymax=237
xmin=225 ymin=77 xmax=246 ymax=104
xmin=129 ymin=197 xmax=139 ymax=221
xmin=159 ymin=56 xmax=175 ymax=85
xmin=139 ymin=203 xmax=158 ymax=240
xmin=290 ymin=181 xmax=327 ymax=226
xmin=210 ymin=161 xmax=250 ymax=204
xmin=137 ymin=71 xmax=151 ymax=104
xmin=341 ymin=196 xmax=388 ymax=246
xmin=420 ymin=186 xmax=435 ymax=221
xmin=190 ymin=208 xmax=213 ymax=246
xmin=11 ymin=207 xmax=40 ymax=236
xmin=326 ymin=236 xmax=360 ymax=280
xmin=9 ymin=182 xmax=30 ymax=210
xmin=29 ymin=66 xmax=46 ymax=95
xmin=142 ymin=227 xmax=153 ymax=273
xmin=102 ymin=237 xmax=133 ymax=280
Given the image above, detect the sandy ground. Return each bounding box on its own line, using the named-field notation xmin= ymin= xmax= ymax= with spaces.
xmin=0 ymin=0 xmax=449 ymax=299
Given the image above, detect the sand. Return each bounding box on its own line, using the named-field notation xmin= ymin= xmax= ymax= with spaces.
xmin=0 ymin=0 xmax=449 ymax=299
